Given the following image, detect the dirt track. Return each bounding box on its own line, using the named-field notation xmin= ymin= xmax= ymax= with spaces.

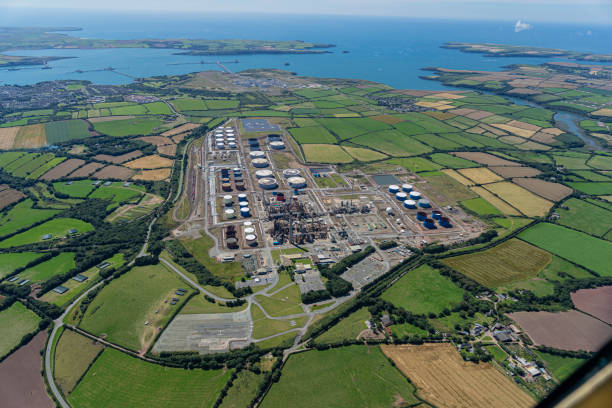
xmin=0 ymin=331 xmax=53 ymax=408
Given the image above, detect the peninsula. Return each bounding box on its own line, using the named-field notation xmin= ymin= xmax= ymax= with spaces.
xmin=442 ymin=42 xmax=612 ymax=62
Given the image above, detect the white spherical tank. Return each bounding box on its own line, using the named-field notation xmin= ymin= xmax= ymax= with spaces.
xmin=224 ymin=208 xmax=235 ymax=219
xmin=255 ymin=169 xmax=274 ymax=179
xmin=287 ymin=176 xmax=307 ymax=189
xmin=258 ymin=178 xmax=278 ymax=190
xmin=270 ymin=141 xmax=285 ymax=150
xmin=395 ymin=192 xmax=408 ymax=201
xmin=252 ymin=158 xmax=269 ymax=168
xmin=282 ymin=169 xmax=300 ymax=178
xmin=249 ymin=151 xmax=266 ymax=159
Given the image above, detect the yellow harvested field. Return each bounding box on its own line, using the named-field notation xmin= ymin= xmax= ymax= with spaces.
xmin=0 ymin=127 xmax=20 ymax=150
xmin=484 ymin=181 xmax=553 ymax=217
xmin=416 ymin=100 xmax=447 ymax=108
xmin=541 ymin=127 xmax=565 ymax=136
xmin=342 ymin=146 xmax=387 ymax=162
xmin=370 ymin=115 xmax=405 ymax=125
xmin=382 ymin=344 xmax=534 ymax=408
xmin=13 ymin=124 xmax=46 ymax=148
xmin=465 ymin=110 xmax=495 ymax=120
xmin=157 ymin=144 xmax=177 ymax=156
xmin=507 ymin=120 xmax=541 ymax=132
xmin=499 ymin=136 xmax=526 ymax=145
xmin=88 ymin=115 xmax=134 ymax=123
xmin=435 ymin=104 xmax=455 ymax=111
xmin=133 ymin=168 xmax=171 ymax=181
xmin=136 ymin=136 xmax=174 ymax=146
xmin=123 ymin=154 xmax=173 ymax=169
xmin=490 ymin=123 xmax=536 ymax=138
xmin=470 ymin=186 xmax=520 ymax=215
xmin=592 ymin=108 xmax=612 ymax=117
xmin=442 ymin=169 xmax=474 ymax=186
xmin=161 ymin=123 xmax=200 ymax=137
xmin=172 ymin=133 xmax=188 ymax=144
xmin=465 ymin=126 xmax=485 ymax=134
xmin=531 ymin=132 xmax=557 ymax=145
xmin=333 ymin=113 xmax=360 ymax=118
xmin=458 ymin=167 xmax=503 ymax=185
xmin=430 ymin=92 xmax=465 ymax=100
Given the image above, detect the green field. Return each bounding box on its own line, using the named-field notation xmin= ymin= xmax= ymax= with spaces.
xmin=27 ymin=157 xmax=66 ymax=179
xmin=429 ymin=152 xmax=479 ymax=168
xmin=0 ymin=199 xmax=60 ymax=238
xmin=533 ymin=350 xmax=586 ymax=382
xmin=484 ymin=344 xmax=508 ymax=364
xmin=342 ymin=146 xmax=387 ymax=162
xmin=92 ymin=117 xmax=164 ymax=137
xmin=20 ymin=252 xmax=75 ymax=283
xmin=53 ymin=180 xmax=97 ymax=198
xmin=555 ymin=198 xmax=612 ymax=238
xmin=519 ymin=223 xmax=612 ymax=276
xmin=461 ymin=197 xmax=503 ymax=215
xmin=142 ymin=101 xmax=172 ymax=114
xmin=566 ymin=182 xmax=612 ymax=195
xmin=251 ymin=304 xmax=307 ymax=339
xmin=180 ymin=295 xmax=248 ymax=314
xmin=443 ymin=239 xmax=551 ymax=287
xmin=79 ymin=264 xmax=193 ymax=351
xmin=0 ymin=301 xmax=41 ymax=358
xmin=179 ymin=233 xmax=243 ymax=282
xmin=255 ymin=284 xmax=303 ymax=317
xmin=316 ymin=118 xmax=376 ymax=139
xmin=219 ymin=370 xmax=264 ymax=408
xmin=352 ymin=130 xmax=432 ymax=156
xmin=0 ymin=252 xmax=43 ymax=278
xmin=301 ymin=144 xmax=354 ymax=163
xmin=385 ymin=157 xmax=442 ymax=172
xmin=11 ymin=153 xmax=54 ymax=178
xmin=314 ymin=307 xmax=370 ymax=344
xmin=89 ymin=183 xmax=143 ymax=205
xmin=587 ymin=154 xmax=612 ymax=171
xmin=389 ymin=322 xmax=428 ymax=338
xmin=261 ymin=345 xmax=419 ymax=408
xmin=289 ymin=126 xmax=336 ymax=144
xmin=170 ymin=98 xmax=208 ymax=111
xmin=69 ymin=348 xmax=231 ymax=408
xmin=54 ymin=329 xmax=104 ymax=394
xmin=0 ymin=218 xmax=93 ymax=248
xmin=45 ymin=120 xmax=90 ymax=144
xmin=382 ymin=265 xmax=464 ymax=314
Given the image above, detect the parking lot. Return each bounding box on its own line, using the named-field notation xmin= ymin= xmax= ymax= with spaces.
xmin=295 ymin=270 xmax=325 ymax=293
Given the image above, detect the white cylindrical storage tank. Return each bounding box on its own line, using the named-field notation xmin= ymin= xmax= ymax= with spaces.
xmin=244 ymin=221 xmax=253 ymax=227
xmin=255 ymin=169 xmax=274 ymax=179
xmin=226 ymin=137 xmax=236 ymax=142
xmin=409 ymin=191 xmax=422 ymax=200
xmin=388 ymin=185 xmax=400 ymax=194
xmin=258 ymin=178 xmax=277 ymax=190
xmin=403 ymin=199 xmax=417 ymax=209
xmin=249 ymin=151 xmax=266 ymax=159
xmin=238 ymin=193 xmax=248 ymax=202
xmin=244 ymin=227 xmax=256 ymax=235
xmin=245 ymin=234 xmax=258 ymax=246
xmin=239 ymin=201 xmax=249 ymax=208
xmin=395 ymin=192 xmax=408 ymax=201
xmin=216 ymin=143 xmax=225 ymax=150
xmin=224 ymin=208 xmax=235 ymax=219
xmin=223 ymin=195 xmax=233 ymax=205
xmin=282 ymin=169 xmax=300 ymax=178
xmin=402 ymin=184 xmax=413 ymax=192
xmin=287 ymin=176 xmax=307 ymax=189
xmin=386 ymin=207 xmax=394 ymax=215
xmin=252 ymin=158 xmax=269 ymax=168
xmin=240 ymin=207 xmax=251 ymax=217
xmin=270 ymin=141 xmax=285 ymax=150
xmin=418 ymin=199 xmax=431 ymax=208
xmin=228 ymin=142 xmax=237 ymax=149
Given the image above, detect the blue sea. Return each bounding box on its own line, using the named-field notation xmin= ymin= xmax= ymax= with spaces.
xmin=1 ymin=9 xmax=611 ymax=88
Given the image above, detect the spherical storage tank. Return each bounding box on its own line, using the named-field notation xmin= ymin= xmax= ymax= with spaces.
xmin=287 ymin=176 xmax=307 ymax=189
xmin=238 ymin=193 xmax=248 ymax=202
xmin=418 ymin=199 xmax=431 ymax=208
xmin=270 ymin=141 xmax=285 ymax=150
xmin=388 ymin=185 xmax=400 ymax=194
xmin=224 ymin=208 xmax=236 ymax=219
xmin=223 ymin=195 xmax=233 ymax=205
xmin=395 ymin=192 xmax=408 ymax=201
xmin=282 ymin=169 xmax=300 ymax=178
xmin=249 ymin=151 xmax=265 ymax=159
xmin=409 ymin=191 xmax=422 ymax=200
xmin=402 ymin=184 xmax=413 ymax=192
xmin=252 ymin=158 xmax=269 ymax=168
xmin=403 ymin=199 xmax=417 ymax=209
xmin=255 ymin=169 xmax=274 ymax=179
xmin=240 ymin=207 xmax=251 ymax=217
xmin=258 ymin=178 xmax=278 ymax=190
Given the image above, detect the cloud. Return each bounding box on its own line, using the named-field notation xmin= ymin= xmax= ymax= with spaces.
xmin=514 ymin=20 xmax=533 ymax=32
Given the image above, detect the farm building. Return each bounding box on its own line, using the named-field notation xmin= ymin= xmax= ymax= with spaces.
xmin=52 ymin=286 xmax=69 ymax=294
xmin=68 ymin=228 xmax=78 ymax=234
xmin=42 ymin=233 xmax=52 ymax=240
xmin=72 ymin=274 xmax=88 ymax=283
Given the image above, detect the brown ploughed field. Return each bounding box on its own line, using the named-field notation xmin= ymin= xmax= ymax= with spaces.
xmin=512 ymin=177 xmax=573 ymax=201
xmin=571 ymin=286 xmax=612 ymax=324
xmin=40 ymin=159 xmax=85 ymax=180
xmin=381 ymin=343 xmax=534 ymax=408
xmin=92 ymin=165 xmax=135 ymax=179
xmin=93 ymin=150 xmax=143 ymax=164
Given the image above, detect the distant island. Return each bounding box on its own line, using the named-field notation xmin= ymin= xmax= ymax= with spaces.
xmin=442 ymin=42 xmax=612 ymax=62
xmin=0 ymin=26 xmax=334 ymax=67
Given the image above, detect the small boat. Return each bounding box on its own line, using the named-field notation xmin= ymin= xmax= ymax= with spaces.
xmin=284 ymin=62 xmax=290 ymax=66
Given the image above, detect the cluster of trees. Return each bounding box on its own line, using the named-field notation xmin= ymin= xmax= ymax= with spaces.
xmin=422 ymin=230 xmax=499 ymax=254
xmin=535 ymin=345 xmax=592 ymax=360
xmin=301 ymin=289 xmax=332 ymax=304
xmin=166 ymin=241 xmax=251 ymax=298
xmin=431 ymin=261 xmax=489 ymax=294
xmin=378 ymin=240 xmax=398 ymax=250
xmin=328 ymin=246 xmax=375 ymax=275
xmin=73 ymin=136 xmax=156 ymax=158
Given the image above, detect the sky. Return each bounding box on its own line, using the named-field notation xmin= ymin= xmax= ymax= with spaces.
xmin=1 ymin=0 xmax=612 ymax=24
